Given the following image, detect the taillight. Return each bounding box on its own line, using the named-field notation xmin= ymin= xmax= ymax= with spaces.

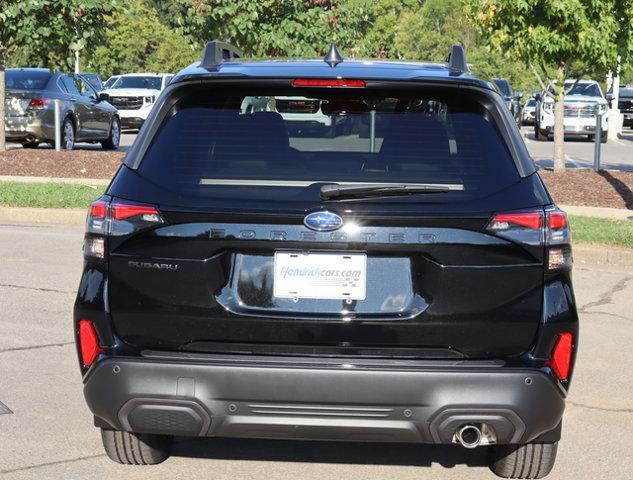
xmin=78 ymin=319 xmax=103 ymax=367
xmin=27 ymin=98 xmax=51 ymax=109
xmin=292 ymin=78 xmax=366 ymax=88
xmin=546 ymin=332 xmax=574 ymax=381
xmin=488 ymin=212 xmax=543 ymax=231
xmin=545 ymin=207 xmax=572 ymax=270
xmin=486 ymin=207 xmax=572 ymax=271
xmin=486 ymin=210 xmax=544 ymax=245
xmin=84 ymin=197 xmax=165 ymax=259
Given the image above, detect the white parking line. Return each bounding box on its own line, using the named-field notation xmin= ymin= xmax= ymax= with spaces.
xmin=564 ymin=154 xmax=584 ymax=169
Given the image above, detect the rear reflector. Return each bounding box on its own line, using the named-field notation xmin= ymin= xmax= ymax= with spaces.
xmin=78 ymin=319 xmax=103 ymax=367
xmin=488 ymin=212 xmax=543 ymax=230
xmin=292 ymin=78 xmax=366 ymax=88
xmin=547 ymin=333 xmax=573 ymax=381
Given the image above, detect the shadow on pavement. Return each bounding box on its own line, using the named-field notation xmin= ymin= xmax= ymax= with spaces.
xmin=170 ymin=437 xmax=489 ymax=468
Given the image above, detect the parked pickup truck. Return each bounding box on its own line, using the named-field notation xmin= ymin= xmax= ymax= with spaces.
xmin=535 ymin=79 xmax=609 ymax=142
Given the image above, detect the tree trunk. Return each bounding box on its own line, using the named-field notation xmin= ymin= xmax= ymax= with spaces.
xmin=552 ymin=66 xmax=566 ymax=171
xmin=0 ymin=57 xmax=5 ymax=152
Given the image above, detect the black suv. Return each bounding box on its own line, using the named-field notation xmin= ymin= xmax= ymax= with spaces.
xmin=618 ymin=84 xmax=633 ymax=128
xmin=75 ymin=42 xmax=577 ymax=479
xmin=493 ymin=78 xmax=523 ymax=125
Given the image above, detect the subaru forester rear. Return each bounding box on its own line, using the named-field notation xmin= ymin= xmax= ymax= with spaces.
xmin=74 ymin=42 xmax=578 ymax=479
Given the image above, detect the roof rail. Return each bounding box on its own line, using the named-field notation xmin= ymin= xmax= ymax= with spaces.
xmin=446 ymin=44 xmax=469 ymax=76
xmin=201 ymin=40 xmax=242 ymax=68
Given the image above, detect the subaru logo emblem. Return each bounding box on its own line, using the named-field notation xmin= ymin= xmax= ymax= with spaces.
xmin=304 ymin=211 xmax=343 ymax=232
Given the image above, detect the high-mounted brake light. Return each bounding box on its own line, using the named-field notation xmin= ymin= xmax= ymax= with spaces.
xmin=27 ymin=98 xmax=51 ymax=109
xmin=78 ymin=319 xmax=103 ymax=367
xmin=292 ymin=78 xmax=366 ymax=88
xmin=488 ymin=212 xmax=543 ymax=230
xmin=547 ymin=332 xmax=574 ymax=381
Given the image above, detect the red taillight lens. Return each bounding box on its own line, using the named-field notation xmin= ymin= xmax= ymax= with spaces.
xmin=90 ymin=201 xmax=108 ymax=219
xmin=489 ymin=212 xmax=543 ymax=230
xmin=78 ymin=319 xmax=103 ymax=367
xmin=547 ymin=332 xmax=574 ymax=381
xmin=548 ymin=211 xmax=568 ymax=229
xmin=27 ymin=98 xmax=50 ymax=109
xmin=292 ymin=78 xmax=366 ymax=88
xmin=111 ymin=203 xmax=160 ymax=221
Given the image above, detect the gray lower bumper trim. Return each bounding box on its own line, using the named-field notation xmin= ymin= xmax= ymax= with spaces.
xmin=84 ymin=356 xmax=565 ymax=445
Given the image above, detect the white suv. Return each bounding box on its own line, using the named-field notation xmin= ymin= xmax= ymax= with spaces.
xmin=535 ymin=79 xmax=609 ymax=142
xmin=102 ymin=73 xmax=173 ymax=130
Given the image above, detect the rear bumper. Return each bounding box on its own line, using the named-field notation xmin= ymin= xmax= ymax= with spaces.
xmin=84 ymin=354 xmax=565 ymax=445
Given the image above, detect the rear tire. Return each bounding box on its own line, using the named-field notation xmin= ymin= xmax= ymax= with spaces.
xmin=21 ymin=142 xmax=40 ymax=149
xmin=101 ymin=116 xmax=121 ymax=150
xmin=101 ymin=428 xmax=172 ymax=465
xmin=61 ymin=117 xmax=75 ymax=150
xmin=489 ymin=442 xmax=558 ymax=479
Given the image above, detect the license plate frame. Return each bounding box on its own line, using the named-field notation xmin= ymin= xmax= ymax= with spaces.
xmin=273 ymin=251 xmax=367 ymax=301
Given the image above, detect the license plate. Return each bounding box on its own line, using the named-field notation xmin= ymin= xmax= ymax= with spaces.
xmin=274 ymin=252 xmax=366 ymax=300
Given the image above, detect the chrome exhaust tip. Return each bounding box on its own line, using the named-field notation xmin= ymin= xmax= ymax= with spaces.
xmin=456 ymin=424 xmax=483 ymax=449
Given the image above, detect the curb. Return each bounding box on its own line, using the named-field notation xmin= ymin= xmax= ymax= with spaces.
xmin=0 ymin=206 xmax=86 ymax=225
xmin=573 ymin=244 xmax=633 ymax=268
xmin=2 ymin=206 xmax=633 ymax=268
xmin=0 ymin=175 xmax=110 ymax=186
xmin=559 ymin=204 xmax=633 ymax=221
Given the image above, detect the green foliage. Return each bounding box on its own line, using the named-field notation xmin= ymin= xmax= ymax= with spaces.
xmin=355 ymin=0 xmax=421 ymax=58
xmin=0 ymin=0 xmax=116 ymax=70
xmin=470 ymin=0 xmax=633 ymax=86
xmin=178 ymin=0 xmax=373 ymax=57
xmin=88 ymin=0 xmax=198 ymax=77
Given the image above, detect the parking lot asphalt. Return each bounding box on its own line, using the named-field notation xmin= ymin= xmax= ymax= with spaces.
xmin=0 ymin=223 xmax=632 ymax=479
xmin=521 ymin=126 xmax=633 ymax=171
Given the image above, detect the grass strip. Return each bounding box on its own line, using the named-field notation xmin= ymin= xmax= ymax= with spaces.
xmin=0 ymin=181 xmax=104 ymax=209
xmin=569 ymin=215 xmax=633 ymax=248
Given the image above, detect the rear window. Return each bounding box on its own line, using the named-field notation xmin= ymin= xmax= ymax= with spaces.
xmin=5 ymin=70 xmax=51 ymax=90
xmin=138 ymin=85 xmax=519 ymax=202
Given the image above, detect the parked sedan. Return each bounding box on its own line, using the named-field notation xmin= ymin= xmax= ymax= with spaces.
xmin=4 ymin=68 xmax=120 ymax=149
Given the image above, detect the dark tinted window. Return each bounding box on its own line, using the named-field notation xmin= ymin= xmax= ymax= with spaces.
xmin=493 ymin=79 xmax=512 ymax=97
xmin=549 ymin=82 xmax=602 ymax=97
xmin=81 ymin=74 xmax=103 ymax=91
xmin=61 ymin=76 xmax=80 ymax=96
xmin=619 ymin=88 xmax=633 ymax=98
xmin=138 ymin=86 xmax=519 ymax=203
xmin=5 ymin=70 xmax=51 ymax=90
xmin=112 ymin=76 xmax=162 ymax=90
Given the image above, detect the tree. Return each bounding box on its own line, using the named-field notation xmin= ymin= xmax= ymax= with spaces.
xmin=0 ymin=0 xmax=115 ymax=150
xmin=88 ymin=0 xmax=198 ymax=78
xmin=470 ymin=0 xmax=633 ymax=170
xmin=178 ymin=0 xmax=373 ymax=57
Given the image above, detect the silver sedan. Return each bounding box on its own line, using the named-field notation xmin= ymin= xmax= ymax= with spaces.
xmin=4 ymin=68 xmax=120 ymax=150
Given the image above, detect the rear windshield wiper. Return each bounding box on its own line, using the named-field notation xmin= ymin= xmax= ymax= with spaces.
xmin=320 ymin=183 xmax=452 ymax=200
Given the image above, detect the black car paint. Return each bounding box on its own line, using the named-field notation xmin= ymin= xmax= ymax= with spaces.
xmin=74 ymin=58 xmax=577 ymax=448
